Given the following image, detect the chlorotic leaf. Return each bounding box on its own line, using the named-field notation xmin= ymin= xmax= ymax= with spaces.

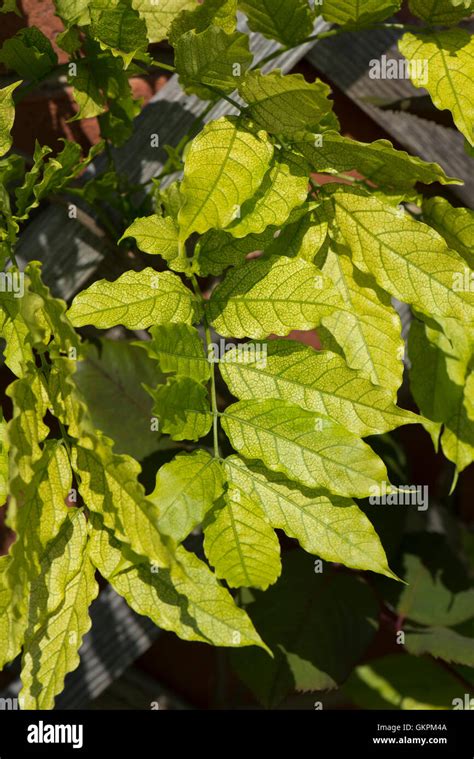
xmin=225 ymin=456 xmax=395 ymax=578
xmin=237 ymin=0 xmax=314 ymax=46
xmin=265 ymin=203 xmax=329 ymax=262
xmin=297 ymin=131 xmax=460 ymax=189
xmin=169 ymin=0 xmax=237 ymax=42
xmin=195 ymin=226 xmax=275 ymax=276
xmin=239 ymin=70 xmax=334 ymax=138
xmin=222 ymin=399 xmax=389 ymax=498
xmin=321 ymin=0 xmax=402 ymax=26
xmin=121 ymin=215 xmax=188 ymax=272
xmin=19 ymin=511 xmax=99 ymax=710
xmin=204 ymin=487 xmax=282 ymax=589
xmin=226 ymin=152 xmax=309 ymax=238
xmin=67 ymin=268 xmax=201 ymax=329
xmin=332 ymin=188 xmax=474 ymax=323
xmin=399 ymin=29 xmax=474 ymax=146
xmin=409 ymin=0 xmax=474 ymax=29
xmin=0 ymin=81 xmax=21 ymax=158
xmin=219 ymin=339 xmax=427 ymax=437
xmin=149 ymin=450 xmax=224 ymax=543
xmin=89 ymin=0 xmax=148 ymax=68
xmin=422 ymin=196 xmax=474 ymax=267
xmin=409 ymin=318 xmax=474 ymax=472
xmin=131 ymin=0 xmax=196 ymax=43
xmin=72 ymin=435 xmax=171 ymax=567
xmin=178 ymin=116 xmax=274 ymax=239
xmin=146 ymin=376 xmax=212 ymax=442
xmin=89 ymin=516 xmax=269 ymax=650
xmin=208 ymin=255 xmax=342 ymax=339
xmin=321 ymin=244 xmax=404 ymax=398
xmin=137 ymin=323 xmax=210 ymax=382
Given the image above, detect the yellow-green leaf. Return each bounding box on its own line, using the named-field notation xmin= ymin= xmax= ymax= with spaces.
xmin=208 ymin=255 xmax=342 ymax=339
xmin=222 ymin=399 xmax=389 ymax=498
xmin=178 ymin=116 xmax=273 ymax=239
xmin=19 ymin=511 xmax=99 ymax=709
xmin=225 ymin=456 xmax=396 ymax=578
xmin=67 ymin=268 xmax=201 ymax=329
xmin=204 ymin=487 xmax=282 ymax=590
xmin=399 ymin=29 xmax=474 ymax=146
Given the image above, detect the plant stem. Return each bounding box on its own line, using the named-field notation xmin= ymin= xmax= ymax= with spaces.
xmin=190 ymin=275 xmax=221 ymax=459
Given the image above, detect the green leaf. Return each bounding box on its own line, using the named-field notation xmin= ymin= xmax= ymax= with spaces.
xmin=230 ymin=553 xmax=378 ymax=707
xmin=297 ymin=131 xmax=460 ymax=189
xmin=409 ymin=318 xmax=474 ymax=473
xmin=204 ymin=487 xmax=282 ymax=589
xmin=399 ymin=29 xmax=474 ymax=146
xmin=0 ymin=81 xmax=21 ymax=158
xmin=146 ymin=376 xmax=213 ymax=442
xmin=137 ymin=323 xmax=210 ymax=383
xmin=72 ymin=435 xmax=172 ymax=567
xmin=226 ymin=151 xmax=308 ymax=238
xmin=321 ymin=0 xmax=402 ymax=26
xmin=221 ymin=399 xmax=389 ymax=498
xmin=169 ymin=0 xmax=237 ymax=43
xmin=225 ymin=456 xmax=395 ymax=577
xmin=195 ymin=226 xmax=275 ymax=276
xmin=121 ymin=214 xmax=189 ymax=272
xmin=0 ymin=26 xmax=58 ymax=80
xmin=237 ymin=0 xmax=314 ymax=47
xmin=208 ymin=255 xmax=342 ymax=339
xmin=331 ymin=188 xmax=474 ymax=323
xmin=239 ymin=70 xmax=334 ymax=138
xmin=409 ymin=0 xmax=473 ymax=26
xmin=219 ymin=339 xmax=426 ymax=437
xmin=0 ymin=0 xmax=20 ymax=14
xmin=405 ymin=622 xmax=474 ymax=667
xmin=344 ymin=654 xmax=464 ymax=710
xmin=73 ymin=339 xmax=172 ymax=461
xmin=19 ymin=511 xmax=99 ymax=709
xmin=390 ymin=535 xmax=474 ymax=626
xmin=320 ymin=243 xmax=404 ymax=398
xmin=178 ymin=116 xmax=274 ymax=239
xmin=131 ymin=0 xmax=196 ymax=43
xmin=422 ymin=196 xmax=474 ymax=267
xmin=89 ymin=516 xmax=269 ymax=650
xmin=67 ymin=268 xmax=201 ymax=329
xmin=174 ymin=26 xmax=252 ymax=100
xmin=89 ymin=0 xmax=148 ymax=68
xmin=149 ymin=450 xmax=224 ymax=543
